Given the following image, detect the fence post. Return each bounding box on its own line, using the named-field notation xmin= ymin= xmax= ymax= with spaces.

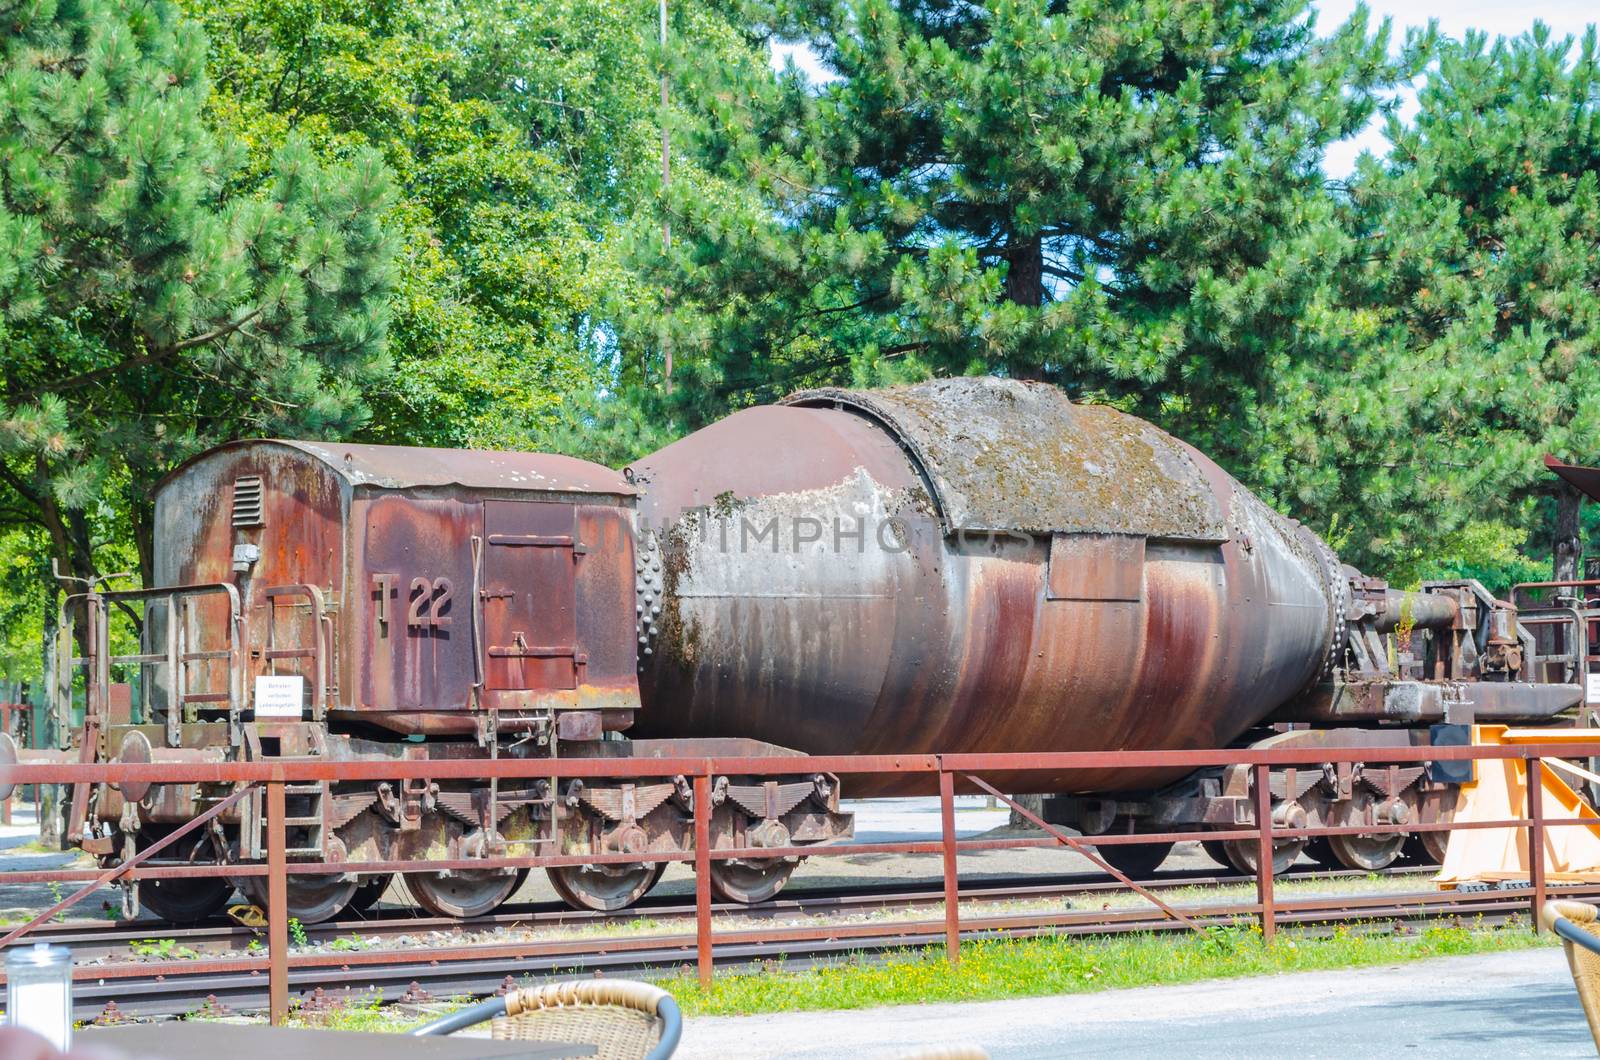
xmin=938 ymin=769 xmax=960 ymax=966
xmin=1254 ymin=763 xmax=1275 ymax=945
xmin=693 ymin=772 xmax=713 ymax=987
xmin=1528 ymin=756 xmax=1546 ymax=933
xmin=267 ymin=780 xmax=289 ymax=1025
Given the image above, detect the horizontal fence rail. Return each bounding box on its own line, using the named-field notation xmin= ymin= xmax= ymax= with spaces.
xmin=4 ymin=741 xmax=1599 ymax=1024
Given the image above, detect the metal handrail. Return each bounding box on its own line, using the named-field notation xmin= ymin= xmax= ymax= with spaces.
xmin=262 ymin=583 xmax=329 ymax=720
xmin=10 ymin=741 xmax=1600 ymax=1028
xmin=56 ymin=582 xmax=245 ymax=734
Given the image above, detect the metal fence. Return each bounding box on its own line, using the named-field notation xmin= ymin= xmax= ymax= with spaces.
xmin=3 ymin=740 xmax=1598 ymax=1024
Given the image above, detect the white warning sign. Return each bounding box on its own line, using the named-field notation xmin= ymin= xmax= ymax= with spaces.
xmin=255 ymin=675 xmax=305 ymax=719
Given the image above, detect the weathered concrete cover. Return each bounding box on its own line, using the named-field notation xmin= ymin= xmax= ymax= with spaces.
xmin=158 ymin=439 xmax=635 ymax=497
xmin=784 ymin=377 xmax=1227 ymax=541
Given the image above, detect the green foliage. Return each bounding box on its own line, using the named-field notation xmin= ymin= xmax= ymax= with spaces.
xmin=0 ymin=0 xmax=398 ymax=602
xmin=180 ymin=0 xmax=758 ymax=458
xmin=130 ymin=938 xmax=200 ymax=960
xmin=0 ymin=527 xmax=50 ymax=684
xmin=2 ymin=0 xmax=1600 ymax=685
xmin=659 ymin=921 xmax=1548 ymax=1016
xmin=1388 ymin=520 xmax=1551 ymax=597
xmin=1278 ymin=25 xmax=1600 ymax=572
xmin=641 ymin=0 xmax=1425 ymax=433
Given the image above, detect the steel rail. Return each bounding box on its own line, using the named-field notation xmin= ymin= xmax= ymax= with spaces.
xmin=18 ymin=864 xmax=1444 ymax=960
xmin=57 ymin=884 xmax=1577 ymax=1023
xmin=10 ymin=740 xmax=1599 ymax=1023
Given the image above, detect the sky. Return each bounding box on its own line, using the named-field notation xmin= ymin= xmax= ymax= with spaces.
xmin=770 ymin=2 xmax=1598 ymax=177
xmin=1318 ymin=1 xmax=1596 ymax=175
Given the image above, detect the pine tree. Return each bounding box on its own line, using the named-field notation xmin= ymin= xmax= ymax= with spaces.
xmin=0 ymin=0 xmax=398 ymax=597
xmin=1292 ymin=25 xmax=1600 ymax=576
xmin=640 ymin=0 xmax=1422 ymax=443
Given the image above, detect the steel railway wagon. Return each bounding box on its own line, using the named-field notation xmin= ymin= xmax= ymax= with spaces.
xmin=36 ymin=378 xmax=1596 ymax=922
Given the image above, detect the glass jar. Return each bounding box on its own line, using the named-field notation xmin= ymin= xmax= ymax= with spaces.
xmin=5 ymin=942 xmax=72 ymax=1050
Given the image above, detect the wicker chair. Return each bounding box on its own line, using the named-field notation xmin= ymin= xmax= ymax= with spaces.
xmin=412 ymin=979 xmax=681 ymax=1060
xmin=1540 ymin=899 xmax=1600 ymax=1050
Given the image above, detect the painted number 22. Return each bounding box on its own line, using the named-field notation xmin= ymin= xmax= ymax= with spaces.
xmin=406 ymin=577 xmax=453 ymax=629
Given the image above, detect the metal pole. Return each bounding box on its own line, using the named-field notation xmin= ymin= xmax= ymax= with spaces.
xmin=1528 ymin=756 xmax=1546 ymax=933
xmin=267 ymin=780 xmax=289 ymax=1024
xmin=693 ymin=772 xmax=712 ymax=986
xmin=1254 ymin=763 xmax=1275 ymax=944
xmin=0 ymin=785 xmax=251 ymax=948
xmin=939 ymin=770 xmax=960 ymax=965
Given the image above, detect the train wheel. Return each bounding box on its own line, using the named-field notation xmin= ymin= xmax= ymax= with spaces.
xmin=1092 ymin=841 xmax=1174 ymax=879
xmin=343 ymin=874 xmax=393 ymax=914
xmin=1418 ymin=829 xmax=1449 ymax=864
xmin=1200 ymin=839 xmax=1233 ymax=870
xmin=547 ymin=863 xmax=666 ymax=912
xmin=407 ymin=870 xmax=520 ymax=918
xmin=240 ymin=874 xmax=358 ymax=925
xmin=1327 ymin=832 xmax=1406 ymax=871
xmin=1304 ymin=837 xmax=1340 ymax=869
xmin=1221 ymin=837 xmax=1305 ymax=876
xmin=708 ymin=858 xmax=795 ymax=903
xmin=139 ymin=877 xmax=234 ymax=923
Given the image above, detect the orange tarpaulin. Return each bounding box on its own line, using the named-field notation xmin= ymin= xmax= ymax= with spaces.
xmin=1436 ymin=726 xmax=1600 ymax=888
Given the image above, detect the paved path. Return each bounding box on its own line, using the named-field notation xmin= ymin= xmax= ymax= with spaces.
xmin=677 ymin=947 xmax=1591 ymax=1059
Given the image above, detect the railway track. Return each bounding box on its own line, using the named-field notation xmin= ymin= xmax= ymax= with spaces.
xmin=57 ymin=881 xmax=1583 ymax=1022
xmin=30 ymin=862 xmax=1431 ymax=960
xmin=24 ymin=860 xmax=1573 ymax=1021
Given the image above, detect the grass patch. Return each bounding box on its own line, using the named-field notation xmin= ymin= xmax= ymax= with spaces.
xmin=658 ymin=919 xmax=1556 ymax=1016
xmin=130 ymin=938 xmax=200 ymax=960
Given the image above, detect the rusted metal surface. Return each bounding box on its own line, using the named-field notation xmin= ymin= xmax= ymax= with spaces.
xmin=57 ymin=438 xmax=680 ymax=926
xmin=1544 ymin=454 xmax=1600 ymax=504
xmin=964 ymin=775 xmax=1204 ymax=933
xmin=149 ymin=439 xmax=641 ymax=741
xmin=938 ymin=771 xmax=960 ymax=965
xmin=159 ymin=440 xmax=635 ymax=497
xmin=1255 ymin=763 xmax=1276 ymax=943
xmin=1279 ymin=679 xmax=1581 ymax=724
xmin=8 ymin=741 xmax=1600 ymax=1012
xmin=266 ymin=781 xmax=289 ymax=1025
xmin=630 ymin=376 xmax=1349 ymax=795
xmin=627 ymin=381 xmax=1583 ymax=796
xmin=693 ymin=773 xmax=712 ymax=987
xmin=784 ymin=379 xmax=1230 ymax=540
xmin=0 ymin=785 xmax=252 ymax=948
xmin=49 ymin=385 xmax=1587 ymax=931
xmin=21 ymin=741 xmax=1600 ymax=787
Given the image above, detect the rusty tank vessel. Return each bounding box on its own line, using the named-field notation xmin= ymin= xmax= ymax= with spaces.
xmin=38 ymin=376 xmax=1585 ymax=919
xmin=628 ymin=377 xmax=1570 ymax=811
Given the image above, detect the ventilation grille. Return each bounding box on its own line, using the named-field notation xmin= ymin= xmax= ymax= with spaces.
xmin=232 ymin=476 xmax=264 ymax=527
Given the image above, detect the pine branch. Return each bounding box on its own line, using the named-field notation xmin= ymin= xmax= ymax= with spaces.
xmin=15 ymin=307 xmax=267 ymax=400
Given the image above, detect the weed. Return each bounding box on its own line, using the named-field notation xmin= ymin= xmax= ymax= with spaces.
xmin=656 ymin=919 xmax=1555 ymax=1017
xmin=130 ymin=938 xmax=199 ymax=960
xmin=328 ymin=935 xmax=371 ymax=952
xmin=45 ymin=881 xmax=65 ymax=921
xmin=288 ymin=917 xmax=308 ymax=947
